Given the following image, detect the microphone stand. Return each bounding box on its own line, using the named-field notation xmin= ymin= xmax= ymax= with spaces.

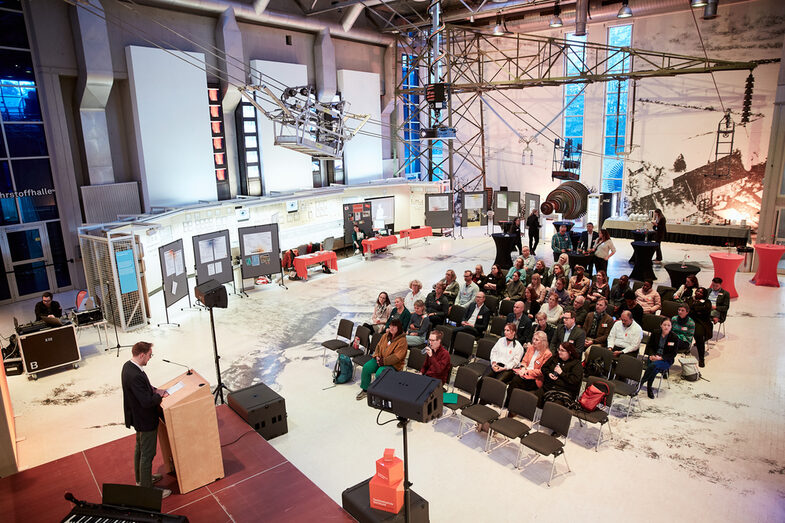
xmin=103 ymin=282 xmax=134 ymax=358
xmin=162 ymin=359 xmax=193 ymax=375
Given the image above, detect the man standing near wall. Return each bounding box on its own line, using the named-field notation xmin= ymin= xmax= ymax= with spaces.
xmin=121 ymin=341 xmax=171 ymax=498
xmin=526 ymin=209 xmax=541 ymax=253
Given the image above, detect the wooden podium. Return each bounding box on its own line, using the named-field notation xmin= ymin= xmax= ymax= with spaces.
xmin=157 ymin=370 xmax=224 ymax=494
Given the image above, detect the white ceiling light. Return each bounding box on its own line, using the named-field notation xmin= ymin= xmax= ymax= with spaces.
xmin=550 ymin=2 xmax=563 ymax=28
xmin=617 ymin=0 xmax=633 ymax=18
xmin=690 ymin=0 xmax=708 ymax=7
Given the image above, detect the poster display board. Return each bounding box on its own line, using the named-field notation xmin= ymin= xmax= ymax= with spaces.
xmin=425 ymin=193 xmax=454 ymax=229
xmin=493 ymin=191 xmax=509 ymax=224
xmin=506 ymin=191 xmax=521 ymax=220
xmin=238 ymin=223 xmax=282 ymax=279
xmin=192 ymin=230 xmax=232 ymax=285
xmin=343 ymin=202 xmax=373 ymax=244
xmin=366 ymin=196 xmax=395 ymax=232
xmin=115 ymin=250 xmax=139 ymax=294
xmin=158 ymin=239 xmax=189 ymax=308
xmin=524 ymin=192 xmax=540 ymax=224
xmin=461 ymin=191 xmax=487 ymax=227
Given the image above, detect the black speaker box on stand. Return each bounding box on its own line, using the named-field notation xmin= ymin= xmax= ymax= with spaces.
xmin=227 ymin=382 xmax=288 ymax=440
xmin=194 ymin=279 xmax=228 ymax=309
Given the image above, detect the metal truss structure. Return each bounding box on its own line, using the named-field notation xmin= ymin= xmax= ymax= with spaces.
xmin=393 ymin=24 xmax=762 ymax=195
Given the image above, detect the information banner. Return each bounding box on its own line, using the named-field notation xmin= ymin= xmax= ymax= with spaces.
xmin=115 ymin=249 xmax=139 ymax=294
xmin=425 ymin=193 xmax=454 ymax=229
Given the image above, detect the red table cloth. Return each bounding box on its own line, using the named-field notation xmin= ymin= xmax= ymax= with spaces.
xmin=362 ymin=235 xmax=398 ymax=255
xmin=399 ymin=226 xmax=432 ymax=240
xmin=752 ymin=243 xmax=785 ymax=288
xmin=293 ymin=251 xmax=337 ymax=280
xmin=709 ymin=252 xmax=743 ymax=298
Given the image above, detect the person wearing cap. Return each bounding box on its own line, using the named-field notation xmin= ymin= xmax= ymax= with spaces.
xmin=568 ymin=265 xmax=591 ymax=300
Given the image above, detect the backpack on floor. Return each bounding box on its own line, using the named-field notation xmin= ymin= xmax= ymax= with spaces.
xmin=679 ymin=355 xmax=700 ymax=382
xmin=542 ymin=390 xmax=579 ymax=410
xmin=583 ymin=357 xmax=608 ymax=379
xmin=578 ymin=381 xmax=610 ymax=412
xmin=333 ymin=354 xmax=353 ymax=384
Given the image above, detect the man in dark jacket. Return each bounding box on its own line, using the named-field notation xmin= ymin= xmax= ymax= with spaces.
xmin=708 ymin=277 xmax=731 ymax=323
xmin=582 ymin=298 xmax=614 ymax=351
xmin=453 ymin=292 xmax=491 ymax=339
xmin=121 ymin=341 xmax=170 ymax=497
xmin=506 ymin=300 xmax=533 ymax=343
xmin=550 ymin=310 xmax=586 ymax=353
xmin=578 ymin=222 xmax=600 ymax=273
xmin=526 ymin=209 xmax=541 ymax=253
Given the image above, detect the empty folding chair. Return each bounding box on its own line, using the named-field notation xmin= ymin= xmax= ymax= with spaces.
xmin=484 ymin=295 xmax=500 ymax=315
xmin=571 ymin=377 xmax=615 ymax=451
xmin=661 ymin=300 xmax=680 ymax=319
xmin=450 ymin=331 xmax=475 ymax=368
xmin=440 ymin=367 xmax=480 ymax=422
xmin=486 ymin=388 xmax=537 ymax=454
xmin=656 ymin=285 xmax=676 ymax=303
xmin=583 ymin=345 xmax=613 ymax=382
xmin=466 ymin=337 xmax=494 ymax=376
xmin=640 ymin=313 xmax=665 ymax=345
xmin=498 ymin=299 xmax=514 ymax=317
xmin=485 ymin=316 xmax=506 ymax=341
xmin=406 ymin=346 xmax=427 ymax=372
xmin=439 ymin=305 xmax=467 ymax=343
xmin=457 ymin=377 xmax=506 ymax=438
xmin=321 ymin=319 xmax=354 ymax=364
xmin=609 ymin=354 xmax=644 ymax=421
xmin=338 ymin=325 xmax=370 ymax=359
xmin=517 ymin=402 xmax=573 ymax=487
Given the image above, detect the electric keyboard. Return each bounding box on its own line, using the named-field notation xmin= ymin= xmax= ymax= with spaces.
xmin=62 ymin=503 xmax=188 ymax=522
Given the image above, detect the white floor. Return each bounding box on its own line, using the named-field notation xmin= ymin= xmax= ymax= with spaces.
xmin=3 ymin=228 xmax=785 ymax=522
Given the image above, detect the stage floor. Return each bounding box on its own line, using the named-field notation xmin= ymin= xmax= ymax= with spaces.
xmin=0 ymin=405 xmax=352 ymax=522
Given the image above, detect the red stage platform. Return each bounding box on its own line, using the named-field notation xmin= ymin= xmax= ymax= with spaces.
xmin=0 ymin=405 xmax=352 ymax=522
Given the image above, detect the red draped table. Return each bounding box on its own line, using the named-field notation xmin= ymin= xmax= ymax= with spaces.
xmin=362 ymin=235 xmax=398 ymax=255
xmin=293 ymin=251 xmax=337 ymax=280
xmin=399 ymin=226 xmax=432 ymax=248
xmin=709 ymin=252 xmax=743 ymax=298
xmin=752 ymin=243 xmax=785 ymax=287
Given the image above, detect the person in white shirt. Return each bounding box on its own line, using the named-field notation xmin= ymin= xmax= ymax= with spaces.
xmin=403 ymin=279 xmax=427 ymax=312
xmin=607 ymin=311 xmax=643 ymax=356
xmin=520 ymin=246 xmax=537 ymax=272
xmin=475 ymin=323 xmax=524 ymax=404
xmin=544 ymin=293 xmax=564 ymax=326
xmin=456 ymin=270 xmax=480 ymax=307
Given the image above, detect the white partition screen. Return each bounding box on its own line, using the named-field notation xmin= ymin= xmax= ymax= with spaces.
xmin=337 ymin=69 xmax=383 ymax=184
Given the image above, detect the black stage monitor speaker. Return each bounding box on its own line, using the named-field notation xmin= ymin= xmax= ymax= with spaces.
xmin=227 ymin=382 xmax=288 ymax=440
xmin=367 ymin=369 xmax=443 ymax=423
xmin=194 ymin=279 xmax=228 ymax=309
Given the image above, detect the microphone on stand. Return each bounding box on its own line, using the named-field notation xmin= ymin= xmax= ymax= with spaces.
xmin=162 ymin=359 xmax=193 ymax=375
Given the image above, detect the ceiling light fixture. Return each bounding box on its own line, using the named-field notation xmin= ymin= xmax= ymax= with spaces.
xmin=492 ymin=12 xmax=508 ymax=36
xmin=617 ymin=0 xmax=633 ymax=18
xmin=550 ymin=2 xmax=563 ymax=28
xmin=690 ymin=0 xmax=708 ymax=7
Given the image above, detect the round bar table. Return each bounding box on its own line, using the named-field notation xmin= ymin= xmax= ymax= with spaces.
xmin=492 ymin=233 xmax=517 ymax=270
xmin=629 ymin=229 xmax=656 ymax=263
xmin=751 ymin=243 xmax=785 ymax=288
xmin=629 ymin=241 xmax=658 ymax=281
xmin=663 ymin=263 xmax=701 ymax=289
xmin=567 ymin=251 xmax=592 ymax=272
xmin=709 ymin=252 xmax=744 ymax=298
xmin=552 ymin=221 xmax=575 ymax=232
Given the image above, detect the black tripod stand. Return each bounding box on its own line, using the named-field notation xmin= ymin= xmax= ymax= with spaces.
xmin=397 ymin=417 xmax=413 ymax=523
xmin=103 ymin=283 xmax=133 ymax=357
xmin=207 ymin=306 xmax=231 ymax=404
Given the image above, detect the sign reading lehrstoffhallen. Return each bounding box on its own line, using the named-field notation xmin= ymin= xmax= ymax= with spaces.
xmin=0 ymin=188 xmax=55 ymax=198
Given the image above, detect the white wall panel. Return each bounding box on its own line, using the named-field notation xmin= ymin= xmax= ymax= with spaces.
xmin=338 ymin=69 xmax=383 ymax=184
xmin=126 ymin=46 xmax=216 ymax=210
xmin=250 ymin=60 xmax=312 ymax=193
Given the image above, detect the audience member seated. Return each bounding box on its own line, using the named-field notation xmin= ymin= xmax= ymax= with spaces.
xmin=456 ymin=269 xmax=480 ymax=307
xmin=708 ymin=277 xmax=730 ymax=324
xmin=521 ymin=246 xmax=537 ymax=272
xmin=550 ymin=310 xmax=586 ymax=353
xmin=549 ymin=277 xmax=571 ymax=307
xmin=641 ymin=317 xmax=679 ymax=398
xmin=403 ymin=279 xmax=427 ymax=312
xmin=35 ymin=291 xmax=62 ymax=321
xmin=671 ymin=303 xmax=695 ymax=346
xmin=551 ymin=224 xmax=572 ymax=262
xmin=420 ymin=329 xmax=451 ymax=385
xmin=453 ymin=292 xmax=491 ymax=339
xmin=437 ymin=269 xmax=460 ymax=303
xmin=618 ymin=290 xmax=644 ymax=324
xmin=544 ymin=293 xmax=564 ymax=327
xmin=568 ymin=265 xmax=591 ymax=300
xmin=687 ymin=287 xmax=712 ymax=368
xmin=406 ymin=300 xmax=430 ymax=347
xmin=385 ymin=297 xmax=411 ymax=332
xmin=425 ymin=282 xmax=450 ymax=326
xmin=472 ymin=264 xmax=486 ymax=285
xmin=587 ymin=270 xmax=610 ymax=305
xmin=673 ymin=274 xmax=699 ymax=302
xmin=356 ymin=319 xmax=408 ymax=401
xmin=481 ymin=264 xmax=506 ymax=297
xmin=527 ymin=259 xmax=548 ymax=285
xmin=506 ymin=300 xmax=533 ymax=343
xmin=505 ymin=257 xmax=526 ymax=282
xmin=635 ymin=279 xmax=661 ymax=314
xmin=548 ymin=258 xmax=570 ymax=286
xmin=503 ymin=271 xmax=525 ymax=302
xmin=527 ymin=273 xmax=547 ymax=311
xmin=538 ymin=341 xmax=583 ymax=407
xmin=364 ymin=291 xmax=391 ymax=334
xmin=476 ymin=323 xmax=525 ymax=404
xmin=570 ymin=295 xmax=590 ymax=325
xmin=607 ymin=310 xmax=643 ymax=357
xmin=528 ymin=312 xmax=556 ymax=344
xmin=522 ymin=287 xmax=538 ymax=318
xmin=582 ymin=298 xmax=613 ymax=352
xmin=351 ymin=224 xmax=365 ymax=255
xmin=506 ymin=331 xmax=553 ymax=398
xmin=609 ymin=275 xmax=631 ymax=314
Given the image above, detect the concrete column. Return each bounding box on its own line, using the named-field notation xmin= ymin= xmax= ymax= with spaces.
xmin=70 ymin=0 xmax=115 ymax=186
xmin=314 ymin=29 xmax=337 ymax=103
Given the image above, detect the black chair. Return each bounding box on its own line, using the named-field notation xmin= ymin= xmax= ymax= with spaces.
xmin=517 ymin=402 xmax=573 ymax=486
xmin=440 ymin=367 xmax=480 ymax=422
xmin=610 ymin=355 xmax=644 ymax=421
xmin=434 ymin=325 xmax=454 ymax=350
xmin=656 ymin=285 xmax=676 ymax=303
xmin=611 ymin=278 xmax=620 ymax=289
xmin=457 ymin=377 xmax=506 ymax=438
xmin=485 ymin=315 xmax=506 ymax=340
xmin=352 ymin=331 xmax=382 ymax=372
xmin=632 ymin=280 xmax=644 ymax=292
xmin=486 ymin=389 xmax=537 ymax=454
xmin=406 ymin=346 xmax=427 ymax=372
xmin=338 ymin=325 xmax=370 ymax=359
xmin=498 ymin=300 xmax=514 ymax=317
xmin=640 ymin=313 xmax=666 ymax=345
xmin=661 ymin=300 xmax=680 ymax=319
xmin=583 ymin=345 xmax=613 ymax=382
xmin=321 ymin=319 xmax=354 ymax=364
xmin=484 ymin=295 xmax=500 ymax=315
xmin=466 ymin=337 xmax=494 ymax=376
xmin=450 ymin=331 xmax=475 ymax=368
xmin=570 ymin=377 xmax=615 ymax=451
xmin=439 ymin=305 xmax=467 ymax=343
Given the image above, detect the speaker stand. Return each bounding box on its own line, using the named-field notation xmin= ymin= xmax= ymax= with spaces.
xmin=207 ymin=307 xmax=232 ymax=404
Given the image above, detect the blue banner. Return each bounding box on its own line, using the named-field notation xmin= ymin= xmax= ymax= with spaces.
xmin=115 ymin=250 xmax=138 ymax=294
